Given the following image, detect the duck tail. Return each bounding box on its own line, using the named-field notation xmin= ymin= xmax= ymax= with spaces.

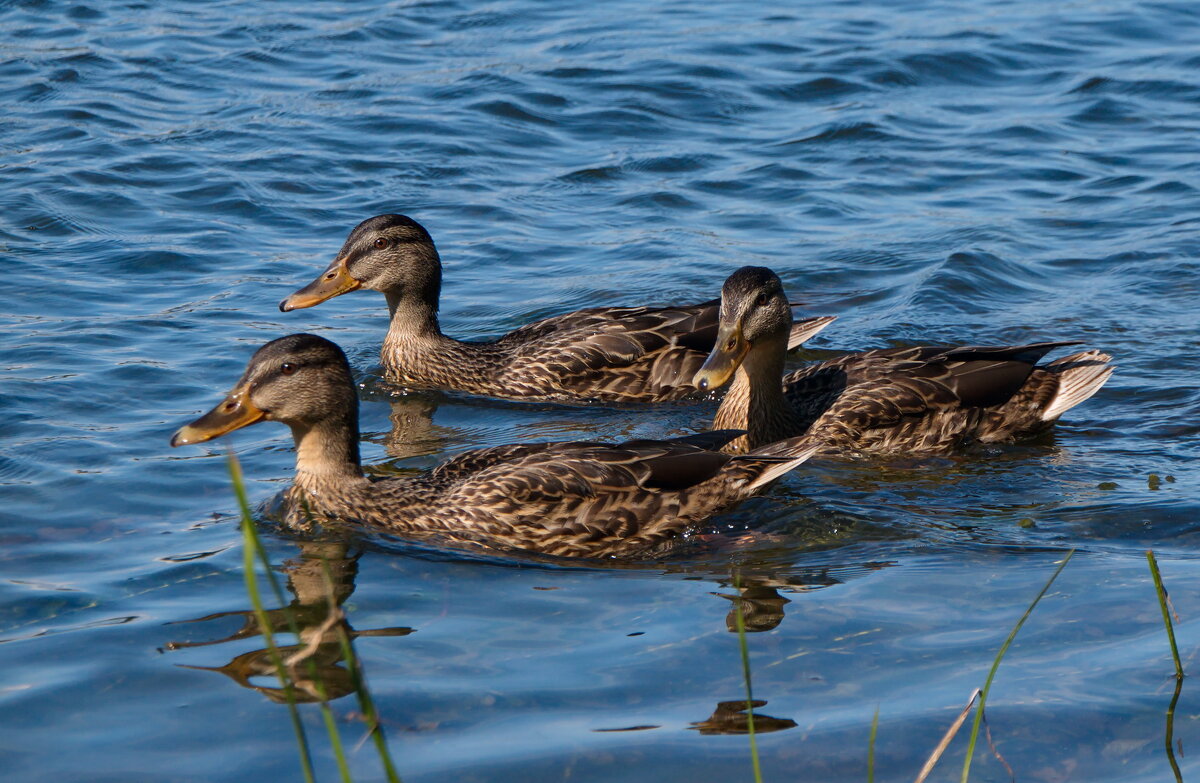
xmin=1040 ymin=349 xmax=1114 ymax=421
xmin=744 ymin=439 xmax=822 ymax=491
xmin=787 ymin=315 xmax=837 ymax=350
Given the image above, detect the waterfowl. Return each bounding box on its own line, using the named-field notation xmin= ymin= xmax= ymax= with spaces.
xmin=279 ymin=214 xmax=834 ymax=403
xmin=170 ymin=334 xmax=819 ymax=558
xmin=693 ymin=266 xmax=1114 ymax=455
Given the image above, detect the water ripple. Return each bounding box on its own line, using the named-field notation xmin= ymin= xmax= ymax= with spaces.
xmin=2 ymin=0 xmax=1199 ymax=780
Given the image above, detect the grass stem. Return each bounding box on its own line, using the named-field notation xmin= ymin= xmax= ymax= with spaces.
xmin=867 ymin=706 xmax=879 ymax=783
xmin=959 ymin=549 xmax=1074 ymax=783
xmin=1147 ymin=550 xmax=1185 ymax=783
xmin=732 ymin=575 xmax=763 ymax=783
xmin=228 ymin=453 xmax=353 ymax=783
xmin=1146 ymin=551 xmax=1184 ymax=679
xmin=322 ymin=560 xmax=403 ymax=783
xmin=227 ymin=453 xmax=316 ymax=783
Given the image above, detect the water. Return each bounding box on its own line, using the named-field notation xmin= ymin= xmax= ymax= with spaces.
xmin=2 ymin=0 xmax=1199 ymax=779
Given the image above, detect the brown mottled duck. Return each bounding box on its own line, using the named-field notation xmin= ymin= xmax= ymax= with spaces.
xmin=279 ymin=214 xmax=834 ymax=403
xmin=693 ymin=266 xmax=1114 ymax=455
xmin=171 ymin=334 xmax=819 ymax=558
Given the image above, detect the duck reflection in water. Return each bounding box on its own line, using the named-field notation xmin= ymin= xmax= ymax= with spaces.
xmin=378 ymin=394 xmax=443 ymax=461
xmin=689 ymin=700 xmax=798 ymax=735
xmin=705 ymin=555 xmax=894 ymax=632
xmin=165 ymin=541 xmax=413 ymax=703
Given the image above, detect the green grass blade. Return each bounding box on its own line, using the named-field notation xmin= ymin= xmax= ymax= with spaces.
xmin=867 ymin=705 xmax=879 ymax=783
xmin=322 ymin=559 xmax=403 ymax=783
xmin=227 ymin=453 xmax=316 ymax=783
xmin=228 ymin=453 xmax=355 ymax=783
xmin=1146 ymin=551 xmax=1184 ymax=679
xmin=959 ymin=549 xmax=1074 ymax=783
xmin=1147 ymin=550 xmax=1185 ymax=783
xmin=732 ymin=576 xmax=763 ymax=783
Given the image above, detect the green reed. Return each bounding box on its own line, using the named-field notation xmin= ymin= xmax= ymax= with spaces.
xmin=322 ymin=560 xmax=403 ymax=783
xmin=1146 ymin=550 xmax=1184 ymax=783
xmin=731 ymin=574 xmax=763 ymax=783
xmin=1146 ymin=551 xmax=1183 ymax=679
xmin=959 ymin=549 xmax=1074 ymax=783
xmin=228 ymin=452 xmax=357 ymax=783
xmin=227 ymin=452 xmax=317 ymax=783
xmin=867 ymin=706 xmax=878 ymax=783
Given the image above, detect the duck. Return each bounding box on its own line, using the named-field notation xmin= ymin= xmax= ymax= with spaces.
xmin=278 ymin=214 xmax=834 ymax=403
xmin=170 ymin=334 xmax=819 ymax=558
xmin=692 ymin=266 xmax=1113 ymax=455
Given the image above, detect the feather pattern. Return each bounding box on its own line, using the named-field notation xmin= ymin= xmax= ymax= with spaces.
xmin=702 ymin=268 xmax=1113 ymax=455
xmin=719 ymin=341 xmax=1113 ymax=455
xmin=384 ymin=302 xmax=834 ymax=403
xmin=286 ymin=430 xmax=817 ymax=558
xmin=280 ymin=214 xmax=835 ymax=403
xmin=172 ymin=334 xmax=818 ymax=559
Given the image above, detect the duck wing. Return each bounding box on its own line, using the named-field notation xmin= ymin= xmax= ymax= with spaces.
xmin=496 ymin=303 xmax=834 ymax=402
xmin=796 ymin=341 xmax=1093 ymax=453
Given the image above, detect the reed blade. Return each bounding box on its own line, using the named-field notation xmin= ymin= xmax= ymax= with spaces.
xmin=732 ymin=574 xmax=763 ymax=783
xmin=959 ymin=550 xmax=1074 ymax=783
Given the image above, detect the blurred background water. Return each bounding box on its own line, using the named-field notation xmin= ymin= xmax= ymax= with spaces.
xmin=2 ymin=0 xmax=1199 ymax=780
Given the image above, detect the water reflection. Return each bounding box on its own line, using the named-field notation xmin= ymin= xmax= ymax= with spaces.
xmin=717 ymin=585 xmax=791 ymax=633
xmin=164 ymin=541 xmax=413 ymax=703
xmin=713 ymin=560 xmax=894 ymax=632
xmin=1164 ymin=670 xmax=1184 ymax=782
xmin=689 ymin=700 xmax=798 ymax=735
xmin=380 ymin=396 xmax=443 ymax=460
xmin=594 ymin=699 xmax=797 ymax=735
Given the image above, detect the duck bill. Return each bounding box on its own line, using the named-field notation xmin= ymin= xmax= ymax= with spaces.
xmin=279 ymin=257 xmax=361 ymax=312
xmin=693 ymin=324 xmax=749 ymax=391
xmin=170 ymin=386 xmax=264 ymax=447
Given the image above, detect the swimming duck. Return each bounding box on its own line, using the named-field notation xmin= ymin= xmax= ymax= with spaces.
xmin=693 ymin=266 xmax=1113 ymax=455
xmin=170 ymin=334 xmax=819 ymax=558
xmin=279 ymin=214 xmax=834 ymax=403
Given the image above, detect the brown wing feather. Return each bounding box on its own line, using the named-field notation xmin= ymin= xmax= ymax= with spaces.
xmin=426 ymin=435 xmax=745 ymax=543
xmin=779 ymin=341 xmax=1101 ymax=454
xmin=491 ymin=304 xmax=834 ymax=402
xmin=498 ymin=303 xmax=721 ymax=400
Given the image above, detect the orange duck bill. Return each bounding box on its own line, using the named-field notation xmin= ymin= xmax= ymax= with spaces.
xmin=278 ymin=256 xmax=361 ymax=312
xmin=170 ymin=385 xmax=264 ymax=447
xmin=692 ymin=322 xmax=749 ymax=392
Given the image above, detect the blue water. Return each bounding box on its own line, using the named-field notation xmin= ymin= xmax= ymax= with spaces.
xmin=3 ymin=0 xmax=1200 ymax=780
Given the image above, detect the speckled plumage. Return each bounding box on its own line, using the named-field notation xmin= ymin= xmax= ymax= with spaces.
xmin=280 ymin=214 xmax=834 ymax=403
xmin=284 ymin=431 xmax=813 ymax=558
xmin=698 ymin=267 xmax=1114 ymax=455
xmin=173 ymin=334 xmax=819 ymax=559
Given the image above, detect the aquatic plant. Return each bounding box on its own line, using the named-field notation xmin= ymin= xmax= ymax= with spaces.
xmin=731 ymin=573 xmax=763 ymax=783
xmin=1147 ymin=550 xmax=1184 ymax=783
xmin=227 ymin=452 xmax=401 ymax=783
xmin=910 ymin=550 xmax=1074 ymax=783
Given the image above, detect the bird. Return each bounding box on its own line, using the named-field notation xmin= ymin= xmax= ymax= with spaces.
xmin=170 ymin=333 xmax=820 ymax=558
xmin=278 ymin=214 xmax=834 ymax=403
xmin=692 ymin=266 xmax=1113 ymax=455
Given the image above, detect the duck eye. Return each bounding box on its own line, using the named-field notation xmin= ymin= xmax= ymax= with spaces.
xmin=755 ymin=293 xmax=769 ymax=306
xmin=281 ymin=363 xmax=297 ymax=376
xmin=373 ymin=237 xmax=390 ymax=250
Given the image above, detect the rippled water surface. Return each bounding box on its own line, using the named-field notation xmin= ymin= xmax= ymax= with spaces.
xmin=3 ymin=0 xmax=1200 ymax=780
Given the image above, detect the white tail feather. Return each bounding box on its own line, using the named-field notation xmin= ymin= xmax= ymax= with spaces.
xmin=1041 ymin=350 xmax=1114 ymax=421
xmin=787 ymin=315 xmax=837 ymax=350
xmin=746 ymin=443 xmax=822 ymax=491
